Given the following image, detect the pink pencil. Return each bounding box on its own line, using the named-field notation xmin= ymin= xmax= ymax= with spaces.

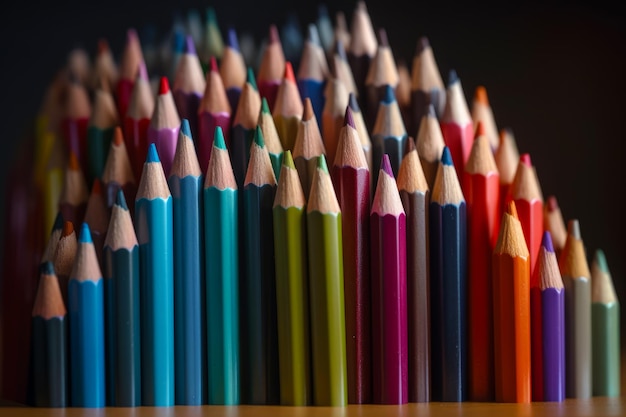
xmin=147 ymin=77 xmax=181 ymax=176
xmin=370 ymin=154 xmax=408 ymax=404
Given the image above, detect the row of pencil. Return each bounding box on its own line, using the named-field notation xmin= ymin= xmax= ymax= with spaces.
xmin=3 ymin=0 xmax=620 ymax=409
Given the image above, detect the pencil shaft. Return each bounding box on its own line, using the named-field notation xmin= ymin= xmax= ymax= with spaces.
xmin=411 ymin=90 xmax=445 ymax=134
xmin=515 ymin=199 xmax=543 ymax=276
xmin=226 ymin=88 xmax=242 ymax=118
xmin=31 ymin=317 xmax=68 ymax=407
xmin=198 ymin=112 xmax=231 ymax=171
xmin=87 ymin=126 xmax=115 ymax=184
xmin=173 ymin=91 xmax=202 ymax=140
xmin=147 ymin=128 xmax=178 ymax=176
xmin=592 ymin=303 xmax=620 ymax=397
xmin=372 ymin=135 xmax=407 ymax=185
xmin=563 ymin=277 xmax=592 ymax=399
xmin=298 ymin=79 xmax=325 ymax=123
xmin=542 ymin=288 xmax=565 ymax=401
xmin=230 ymin=125 xmax=255 ymax=189
xmin=124 ymin=117 xmax=151 ymax=181
xmin=440 ymin=123 xmax=473 ymax=182
xmin=62 ymin=117 xmax=89 ymax=174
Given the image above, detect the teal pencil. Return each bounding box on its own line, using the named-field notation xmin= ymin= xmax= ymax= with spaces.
xmin=169 ymin=119 xmax=205 ymax=405
xmin=204 ymin=126 xmax=240 ymax=404
xmin=68 ymin=223 xmax=105 ymax=407
xmin=86 ymin=82 xmax=119 ymax=185
xmin=135 ymin=143 xmax=174 ymax=406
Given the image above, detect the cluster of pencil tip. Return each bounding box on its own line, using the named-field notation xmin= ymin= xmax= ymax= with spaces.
xmin=7 ymin=0 xmax=620 ymax=409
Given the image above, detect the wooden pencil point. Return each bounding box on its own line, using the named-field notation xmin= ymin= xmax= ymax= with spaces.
xmin=303 ymin=98 xmax=314 ymax=121
xmin=474 ymin=86 xmax=489 ymax=105
xmin=159 ymin=76 xmax=170 ymax=94
xmin=62 ymin=220 xmax=74 ymax=238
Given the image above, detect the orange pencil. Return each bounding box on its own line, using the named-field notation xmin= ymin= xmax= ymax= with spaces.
xmin=492 ymin=201 xmax=531 ymax=403
xmin=273 ymin=62 xmax=303 ymax=152
xmin=463 ymin=124 xmax=500 ymax=401
xmin=471 ymin=86 xmax=499 ymax=152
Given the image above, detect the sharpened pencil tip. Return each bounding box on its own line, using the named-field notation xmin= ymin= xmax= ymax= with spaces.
xmin=146 ymin=143 xmax=160 ymax=163
xmin=283 ymin=150 xmax=295 ymax=168
xmin=91 ymin=178 xmax=102 ymax=195
xmin=62 ymin=221 xmax=74 ymax=238
xmin=441 ymin=146 xmax=453 ymax=166
xmin=247 ymin=67 xmax=258 ymax=91
xmin=426 ymin=103 xmax=436 ymax=118
xmin=317 ymin=154 xmax=329 ymax=173
xmin=307 ymin=24 xmax=321 ymax=45
xmin=116 ymin=189 xmax=128 ymax=211
xmin=448 ymin=69 xmax=459 ymax=86
xmin=344 ymin=106 xmax=355 ymax=128
xmin=261 ymin=97 xmax=271 ymax=114
xmin=506 ymin=200 xmax=519 ymax=219
xmin=78 ymin=223 xmax=92 ymax=244
xmin=214 ymin=126 xmax=226 ymax=149
xmin=378 ymin=28 xmax=389 ymax=47
xmin=173 ymin=30 xmax=186 ymax=53
xmin=382 ymin=84 xmax=395 ymax=104
xmin=475 ymin=121 xmax=485 ymax=137
xmin=381 ymin=154 xmax=393 ymax=177
xmin=475 ymin=85 xmax=489 ymax=105
xmin=416 ymin=36 xmax=430 ymax=54
xmin=181 ymin=119 xmax=192 ymax=138
xmin=226 ymin=27 xmax=240 ymax=51
xmin=68 ymin=152 xmax=80 ymax=171
xmin=594 ymin=249 xmax=609 ymax=273
xmin=41 ymin=261 xmax=55 ymax=276
xmin=520 ymin=153 xmax=532 ymax=167
xmin=542 ymin=231 xmax=555 ymax=253
xmin=185 ymin=35 xmax=196 ymax=55
xmin=269 ymin=24 xmax=280 ymax=43
xmin=159 ymin=76 xmax=170 ymax=95
xmin=568 ymin=219 xmax=581 ymax=239
xmin=254 ymin=125 xmax=265 ymax=147
xmin=303 ymin=98 xmax=314 ymax=121
xmin=206 ymin=6 xmax=218 ymax=24
xmin=284 ymin=61 xmax=296 ymax=82
xmin=113 ymin=126 xmax=124 ymax=146
xmin=335 ymin=39 xmax=347 ymax=61
xmin=547 ymin=195 xmax=559 ymax=212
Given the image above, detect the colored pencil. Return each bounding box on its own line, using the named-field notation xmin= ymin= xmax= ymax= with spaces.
xmin=307 ymin=155 xmax=348 ymax=406
xmin=241 ymin=126 xmax=279 ymax=405
xmin=201 ymin=7 xmax=225 ymax=63
xmin=463 ymin=126 xmax=500 ymax=401
xmin=397 ymin=138 xmax=431 ymax=402
xmin=147 ymin=77 xmax=181 ymax=177
xmin=86 ymin=81 xmax=119 ymax=185
xmin=280 ymin=13 xmax=304 ymax=68
xmin=322 ymin=75 xmax=349 ymax=167
xmin=365 ymin=28 xmax=399 ymax=129
xmin=52 ymin=221 xmax=77 ymax=307
xmin=543 ymin=195 xmax=568 ymax=257
xmin=559 ymin=219 xmax=592 ymax=399
xmin=231 ymin=68 xmax=261 ymax=189
xmin=298 ymin=24 xmax=329 ymax=123
xmin=415 ymin=104 xmax=445 ymax=190
xmin=103 ymin=190 xmax=141 ymax=406
xmin=258 ymin=24 xmax=286 ymax=110
xmin=124 ymin=60 xmax=154 ymax=182
xmin=334 ymin=10 xmax=351 ymax=53
xmin=168 ymin=28 xmax=186 ymax=81
xmin=410 ymin=37 xmax=446 ymax=134
xmin=429 ymin=146 xmax=468 ymax=402
xmin=59 ymin=151 xmax=89 ymax=232
xmin=370 ymin=154 xmax=408 ymax=404
xmin=347 ymin=92 xmax=372 ymax=175
xmin=117 ymin=28 xmax=145 ymax=119
xmin=204 ymin=127 xmax=240 ymax=405
xmin=440 ymin=70 xmax=473 ymax=181
xmin=83 ymin=178 xmax=109 ymax=267
xmin=591 ymin=249 xmax=620 ymax=397
xmin=331 ymin=107 xmax=371 ymax=404
xmin=511 ymin=153 xmax=544 ymax=276
xmin=371 ymin=85 xmax=408 ymax=186
xmin=332 ymin=39 xmax=358 ymax=99
xmin=68 ymin=223 xmax=106 ymax=407
xmin=258 ymin=97 xmax=284 ymax=181
xmin=273 ymin=150 xmax=311 ymax=405
xmin=494 ymin=127 xmax=520 ymax=219
xmin=41 ymin=212 xmax=65 ymax=265
xmin=65 ymin=47 xmax=92 ymax=89
xmin=316 ymin=4 xmax=334 ymax=55
xmin=168 ymin=119 xmax=205 ymax=405
xmin=102 ymin=127 xmax=137 ymax=211
xmin=347 ymin=1 xmax=377 ymax=103
xmin=31 ymin=261 xmax=68 ymax=407
xmin=294 ymin=98 xmax=326 ymax=199
xmin=535 ymin=231 xmax=566 ymax=402
xmin=173 ymin=35 xmax=205 ymax=140
xmin=274 ymin=61 xmax=303 ymax=152
xmin=471 ymin=86 xmax=500 ymax=152
xmin=221 ymin=27 xmax=247 ymax=114
xmin=492 ymin=201 xmax=531 ymax=403
xmin=61 ymin=75 xmax=91 ymax=176
xmin=198 ymin=56 xmax=232 ymax=171
xmin=90 ymin=38 xmax=118 ymax=93
xmin=135 ymin=143 xmax=174 ymax=406
xmin=396 ymin=59 xmax=412 ymax=128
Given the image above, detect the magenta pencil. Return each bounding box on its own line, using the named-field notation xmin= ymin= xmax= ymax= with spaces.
xmin=173 ymin=35 xmax=205 ymax=140
xmin=370 ymin=154 xmax=408 ymax=404
xmin=148 ymin=77 xmax=181 ymax=176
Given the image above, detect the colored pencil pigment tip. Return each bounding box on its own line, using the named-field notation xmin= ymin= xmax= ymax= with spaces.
xmin=284 ymin=61 xmax=296 ymax=82
xmin=52 ymin=212 xmax=65 ymax=232
xmin=426 ymin=103 xmax=436 ymax=118
xmin=317 ymin=154 xmax=329 ymax=173
xmin=68 ymin=152 xmax=80 ymax=171
xmin=344 ymin=106 xmax=356 ymax=128
xmin=210 ymin=56 xmax=218 ymax=72
xmin=568 ymin=219 xmax=581 ymax=239
xmin=441 ymin=146 xmax=454 ymax=166
xmin=382 ymin=84 xmax=396 ymax=104
xmin=416 ymin=36 xmax=430 ymax=54
xmin=475 ymin=86 xmax=489 ymax=104
xmin=206 ymin=6 xmax=218 ymax=24
xmin=542 ymin=231 xmax=555 ymax=253
xmin=113 ymin=127 xmax=124 ymax=146
xmin=303 ymin=98 xmax=314 ymax=121
xmin=79 ymin=223 xmax=92 ymax=244
xmin=181 ymin=119 xmax=192 ymax=138
xmin=381 ymin=154 xmax=394 ymax=177
xmin=475 ymin=121 xmax=485 ymax=137
xmin=335 ymin=39 xmax=348 ymax=60
xmin=147 ymin=143 xmax=160 ymax=163
xmin=41 ymin=261 xmax=55 ymax=276
xmin=594 ymin=249 xmax=609 ymax=273
xmin=448 ymin=69 xmax=459 ymax=86
xmin=254 ymin=125 xmax=266 ymax=147
xmin=283 ymin=150 xmax=295 ymax=169
xmin=139 ymin=60 xmax=149 ymax=80
xmin=214 ymin=126 xmax=226 ymax=149
xmin=520 ymin=153 xmax=532 ymax=167
xmin=91 ymin=178 xmax=102 ymax=195
xmin=62 ymin=221 xmax=74 ymax=238
xmin=186 ymin=35 xmax=197 ymax=55
xmin=247 ymin=67 xmax=258 ymax=90
xmin=116 ymin=189 xmax=129 ymax=211
xmin=307 ymin=24 xmax=321 ymax=45
xmin=159 ymin=76 xmax=170 ymax=95
xmin=173 ymin=31 xmax=186 ymax=53
xmin=127 ymin=28 xmax=139 ymax=42
xmin=348 ymin=92 xmax=360 ymax=111
xmin=506 ymin=200 xmax=519 ymax=219
xmin=226 ymin=28 xmax=240 ymax=50
xmin=97 ymin=38 xmax=110 ymax=54
xmin=378 ymin=28 xmax=389 ymax=47
xmin=405 ymin=136 xmax=416 ymax=153
xmin=261 ymin=97 xmax=271 ymax=114
xmin=547 ymin=195 xmax=559 ymax=212
xmin=269 ymin=24 xmax=280 ymax=43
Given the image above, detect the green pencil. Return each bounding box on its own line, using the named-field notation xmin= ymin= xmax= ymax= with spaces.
xmin=87 ymin=84 xmax=119 ymax=185
xmin=258 ymin=97 xmax=284 ymax=181
xmin=273 ymin=150 xmax=311 ymax=405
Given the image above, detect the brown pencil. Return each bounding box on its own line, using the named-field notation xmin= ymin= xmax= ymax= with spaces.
xmin=293 ymin=98 xmax=326 ymax=199
xmin=410 ymin=36 xmax=446 ymax=133
xmin=415 ymin=104 xmax=445 ymax=190
xmin=52 ymin=221 xmax=77 ymax=307
xmin=59 ymin=151 xmax=89 ymax=230
xmin=364 ymin=28 xmax=399 ymax=128
xmin=83 ymin=178 xmax=109 ymax=267
xmin=274 ymin=62 xmax=303 ymax=152
xmin=102 ymin=127 xmax=137 ymax=211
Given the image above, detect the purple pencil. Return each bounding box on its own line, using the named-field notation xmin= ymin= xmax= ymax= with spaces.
xmin=370 ymin=154 xmax=408 ymax=404
xmin=172 ymin=35 xmax=206 ymax=141
xmin=539 ymin=231 xmax=566 ymax=402
xmin=148 ymin=77 xmax=181 ymax=176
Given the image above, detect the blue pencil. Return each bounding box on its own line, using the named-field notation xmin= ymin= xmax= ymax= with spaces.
xmin=297 ymin=24 xmax=327 ymax=123
xmin=204 ymin=127 xmax=240 ymax=404
xmin=68 ymin=223 xmax=105 ymax=407
xmin=168 ymin=119 xmax=205 ymax=405
xmin=135 ymin=143 xmax=174 ymax=406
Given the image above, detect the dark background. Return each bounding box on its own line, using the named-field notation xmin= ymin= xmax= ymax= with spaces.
xmin=0 ymin=0 xmax=625 ymax=338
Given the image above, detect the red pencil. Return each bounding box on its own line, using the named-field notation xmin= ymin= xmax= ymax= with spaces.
xmin=258 ymin=24 xmax=286 ymax=110
xmin=147 ymin=77 xmax=181 ymax=176
xmin=463 ymin=124 xmax=500 ymax=401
